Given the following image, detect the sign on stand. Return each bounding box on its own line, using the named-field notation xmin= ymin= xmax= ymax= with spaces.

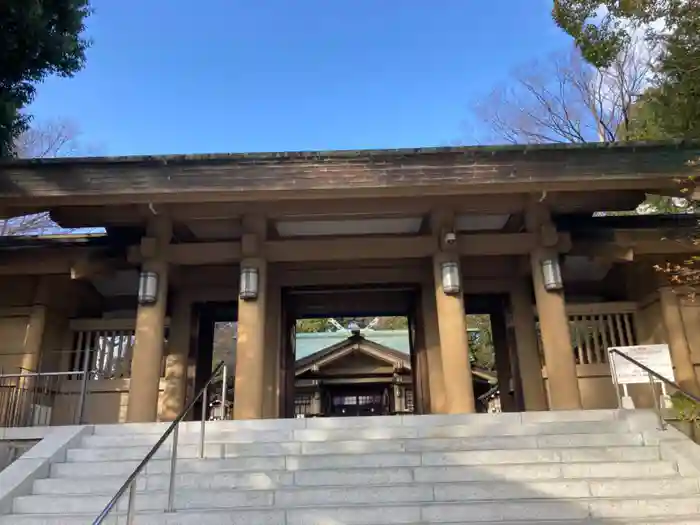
xmin=608 ymin=344 xmax=674 ymax=410
xmin=609 ymin=344 xmax=673 ymax=385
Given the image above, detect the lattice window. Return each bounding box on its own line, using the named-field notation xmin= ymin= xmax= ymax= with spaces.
xmin=295 ymin=394 xmax=314 ymax=416
xmin=71 ymin=329 xmax=137 ymax=379
xmin=357 ymin=394 xmax=382 ymax=406
xmin=535 ymin=304 xmax=638 ymax=365
xmin=404 ymin=388 xmax=414 ymax=412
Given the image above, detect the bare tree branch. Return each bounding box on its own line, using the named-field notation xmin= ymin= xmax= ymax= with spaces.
xmin=1 ymin=118 xmax=88 ymax=237
xmin=473 ymin=38 xmax=652 ymax=144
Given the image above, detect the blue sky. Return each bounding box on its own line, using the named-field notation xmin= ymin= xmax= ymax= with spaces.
xmin=29 ymin=0 xmax=571 ymax=156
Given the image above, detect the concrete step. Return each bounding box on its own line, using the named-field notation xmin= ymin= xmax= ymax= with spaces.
xmin=34 ymin=461 xmax=681 ymax=494
xmin=81 ymin=420 xmax=632 ymax=447
xmin=15 ymin=479 xmax=700 ymax=514
xmin=52 ymin=456 xmax=289 ymax=478
xmin=87 ymin=410 xmax=621 ymax=436
xmin=5 ymin=519 xmax=700 ymax=525
xmin=5 ymin=498 xmax=700 ymax=524
xmin=67 ymin=433 xmax=648 ymax=462
xmin=64 ymin=442 xmax=661 ymax=465
xmin=53 ymin=446 xmax=662 ymax=477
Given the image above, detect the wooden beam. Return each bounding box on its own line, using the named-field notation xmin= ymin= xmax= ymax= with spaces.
xmin=277 ymin=266 xmax=426 ymax=287
xmin=70 ymin=254 xmax=123 ymax=280
xmin=128 ymin=233 xmax=573 ymax=266
xmin=569 ymin=242 xmax=635 ymax=262
xmin=456 ymin=232 xmax=571 ymax=256
xmin=48 ymin=190 xmax=647 ymax=229
xmin=0 ymin=248 xmax=95 ymax=275
xmin=129 ymin=241 xmax=243 ymax=265
xmin=266 ymin=236 xmax=437 ymax=263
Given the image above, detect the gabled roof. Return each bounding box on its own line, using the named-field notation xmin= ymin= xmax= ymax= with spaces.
xmin=295 ymin=333 xmax=497 ymax=384
xmin=296 ymin=329 xmax=411 ymax=359
xmin=296 ymin=334 xmax=410 ymax=375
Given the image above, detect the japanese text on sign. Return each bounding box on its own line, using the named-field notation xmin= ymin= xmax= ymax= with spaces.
xmin=609 ymin=344 xmax=673 ymax=385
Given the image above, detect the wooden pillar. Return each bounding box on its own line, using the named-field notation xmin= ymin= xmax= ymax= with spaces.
xmin=527 ymin=203 xmax=581 ymax=410
xmin=433 ymin=253 xmax=476 ymax=414
xmin=660 ymin=287 xmax=700 ymax=396
xmin=21 ymin=276 xmax=52 ymax=373
xmin=411 ymin=309 xmax=431 ymax=414
xmin=506 ymin=323 xmax=525 ymax=411
xmin=263 ymin=274 xmax=281 ymax=418
xmin=234 ymin=257 xmax=268 ymax=420
xmin=161 ymin=292 xmax=192 ymax=421
xmin=421 ymin=281 xmax=446 ymax=413
xmin=491 ymin=309 xmax=515 ymax=412
xmin=127 ymin=215 xmax=172 ymax=423
xmin=509 ymin=281 xmax=548 ymax=411
xmin=530 ymin=248 xmax=581 ymax=410
xmin=234 ymin=215 xmax=269 ymax=420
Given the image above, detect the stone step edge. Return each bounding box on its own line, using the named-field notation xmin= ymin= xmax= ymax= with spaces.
xmin=4 ymin=519 xmax=700 ymax=525
xmin=60 ymin=448 xmax=663 ymax=464
xmin=43 ymin=458 xmax=688 ymax=480
xmin=84 ymin=424 xmax=634 ymax=436
xmin=87 ymin=424 xmax=633 ymax=439
xmin=66 ymin=443 xmax=656 ymax=458
xmin=10 ymin=496 xmax=700 ymax=517
xmin=49 ymin=457 xmax=672 ymax=476
xmin=29 ymin=474 xmax=696 ymax=497
xmin=4 ymin=518 xmax=700 ymax=525
xmin=16 ymin=491 xmax=700 ymax=506
xmin=37 ymin=465 xmax=684 ymax=484
xmin=76 ymin=432 xmax=659 ymax=450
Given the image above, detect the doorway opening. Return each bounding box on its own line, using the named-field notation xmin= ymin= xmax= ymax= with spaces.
xmin=293 ymin=315 xmax=414 ymax=418
xmin=282 ymin=284 xmax=418 ymax=419
xmin=192 ymin=301 xmax=237 ymax=421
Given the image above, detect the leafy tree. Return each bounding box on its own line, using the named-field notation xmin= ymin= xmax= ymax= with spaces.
xmin=553 ymin=0 xmax=700 ymax=140
xmin=554 ymin=1 xmax=700 ymax=293
xmin=0 ymin=0 xmax=92 ymax=157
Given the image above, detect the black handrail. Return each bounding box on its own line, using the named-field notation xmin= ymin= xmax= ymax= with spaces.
xmin=92 ymin=360 xmax=226 ymax=524
xmin=609 ymin=348 xmax=700 ymax=404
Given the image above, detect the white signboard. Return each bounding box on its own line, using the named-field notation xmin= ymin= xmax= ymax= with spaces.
xmin=609 ymin=344 xmax=674 ymax=385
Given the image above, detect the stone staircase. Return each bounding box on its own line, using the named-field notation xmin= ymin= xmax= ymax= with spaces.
xmin=3 ymin=410 xmax=700 ymax=524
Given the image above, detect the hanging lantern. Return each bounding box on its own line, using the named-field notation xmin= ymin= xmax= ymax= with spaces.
xmin=137 ymin=271 xmax=159 ymax=305
xmin=441 ymin=261 xmax=461 ymax=295
xmin=541 ymin=256 xmax=563 ymax=291
xmin=239 ymin=266 xmax=259 ymax=300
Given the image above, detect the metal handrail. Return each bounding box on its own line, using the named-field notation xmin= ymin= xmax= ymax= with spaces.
xmin=0 ymin=369 xmax=90 ymax=426
xmin=92 ymin=360 xmax=227 ymax=525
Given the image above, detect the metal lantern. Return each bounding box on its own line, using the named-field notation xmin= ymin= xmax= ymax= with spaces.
xmin=541 ymin=256 xmax=564 ymax=291
xmin=137 ymin=271 xmax=159 ymax=305
xmin=239 ymin=267 xmax=259 ymax=300
xmin=441 ymin=261 xmax=461 ymax=295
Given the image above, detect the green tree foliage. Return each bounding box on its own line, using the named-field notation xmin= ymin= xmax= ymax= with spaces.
xmin=552 ymin=0 xmax=664 ymax=70
xmin=466 ymin=314 xmax=496 ymax=371
xmin=0 ymin=0 xmax=92 ymax=157
xmin=554 ymin=1 xmax=700 ymax=293
xmin=553 ymin=0 xmax=700 ymax=140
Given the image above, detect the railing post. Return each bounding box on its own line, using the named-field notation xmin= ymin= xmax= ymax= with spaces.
xmin=166 ymin=424 xmax=179 ymax=512
xmin=609 ymin=350 xmax=623 ymax=410
xmin=221 ymin=364 xmax=228 ymax=420
xmin=77 ymin=346 xmax=92 ymax=424
xmin=126 ymin=479 xmax=137 ymax=525
xmin=199 ymin=385 xmax=207 ymax=459
xmin=648 ymin=371 xmax=667 ymax=431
